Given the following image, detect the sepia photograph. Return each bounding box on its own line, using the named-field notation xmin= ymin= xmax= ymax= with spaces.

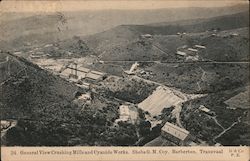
xmin=0 ymin=0 xmax=249 ymax=157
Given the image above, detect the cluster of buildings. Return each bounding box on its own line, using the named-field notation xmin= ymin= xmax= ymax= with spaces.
xmin=176 ymin=44 xmax=206 ymax=61
xmin=60 ymin=63 xmax=107 ymax=89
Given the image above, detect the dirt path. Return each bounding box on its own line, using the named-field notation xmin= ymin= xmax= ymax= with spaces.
xmin=211 ymin=116 xmax=225 ymax=130
xmin=152 ymin=43 xmax=169 ymax=55
xmin=213 ymin=116 xmax=241 ymax=142
xmin=171 ymin=104 xmax=183 ymax=128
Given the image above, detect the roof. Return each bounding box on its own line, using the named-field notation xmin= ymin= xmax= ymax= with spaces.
xmin=76 ymin=83 xmax=90 ymax=89
xmin=141 ymin=34 xmax=152 ymax=37
xmin=199 ymin=105 xmax=210 ymax=113
xmin=176 ymin=51 xmax=187 ymax=56
xmin=78 ymin=67 xmax=91 ymax=73
xmin=86 ymin=72 xmax=103 ymax=80
xmin=194 ymin=45 xmax=206 ymax=49
xmin=188 ymin=48 xmax=198 ymax=52
xmin=161 ymin=122 xmax=189 ymax=141
xmin=60 ymin=68 xmax=72 ymax=77
xmin=128 ymin=62 xmax=139 ymax=73
xmin=91 ymin=70 xmax=104 ymax=75
xmin=186 ymin=55 xmax=199 ymax=61
xmin=138 ymin=86 xmax=185 ymax=116
xmin=77 ymin=72 xmax=87 ymax=79
xmin=78 ymin=93 xmax=91 ymax=100
xmin=119 ymin=105 xmax=130 ymax=116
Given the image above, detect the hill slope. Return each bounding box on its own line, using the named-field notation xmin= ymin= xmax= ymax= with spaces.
xmin=0 ymin=52 xmax=79 ymax=120
xmin=83 ymin=12 xmax=249 ymax=62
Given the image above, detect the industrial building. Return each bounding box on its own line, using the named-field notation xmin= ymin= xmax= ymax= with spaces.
xmin=138 ymin=86 xmax=186 ymax=116
xmin=60 ymin=63 xmax=107 ymax=84
xmin=161 ymin=122 xmax=190 ymax=145
xmin=115 ymin=105 xmax=138 ymax=124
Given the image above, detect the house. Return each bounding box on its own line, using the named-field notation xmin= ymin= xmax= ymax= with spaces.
xmin=199 ymin=105 xmax=215 ymax=116
xmin=161 ymin=122 xmax=190 ymax=145
xmin=187 ymin=48 xmax=198 ymax=52
xmin=176 ymin=51 xmax=187 ymax=56
xmin=76 ymin=82 xmax=90 ymax=89
xmin=231 ymin=33 xmax=239 ymax=36
xmin=199 ymin=105 xmax=210 ymax=113
xmin=124 ymin=62 xmax=139 ymax=75
xmin=194 ymin=45 xmax=206 ymax=49
xmin=119 ymin=105 xmax=130 ymax=121
xmin=44 ymin=44 xmax=53 ymax=48
xmin=115 ymin=105 xmax=130 ymax=122
xmin=186 ymin=55 xmax=199 ymax=61
xmin=140 ymin=34 xmax=153 ymax=39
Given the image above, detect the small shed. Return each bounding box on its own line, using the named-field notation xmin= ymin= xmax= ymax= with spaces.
xmin=187 ymin=48 xmax=198 ymax=52
xmin=176 ymin=51 xmax=187 ymax=56
xmin=141 ymin=34 xmax=153 ymax=38
xmin=194 ymin=45 xmax=206 ymax=49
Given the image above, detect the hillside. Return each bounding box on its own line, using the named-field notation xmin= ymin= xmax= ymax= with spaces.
xmin=0 ymin=53 xmax=140 ymax=146
xmin=135 ymin=11 xmax=249 ymax=34
xmin=180 ymin=86 xmax=250 ymax=145
xmin=0 ymin=52 xmax=79 ymax=120
xmin=83 ymin=12 xmax=249 ymax=62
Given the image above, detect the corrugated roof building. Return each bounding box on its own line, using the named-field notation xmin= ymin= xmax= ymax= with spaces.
xmin=138 ymin=86 xmax=186 ymax=116
xmin=176 ymin=51 xmax=187 ymax=56
xmin=194 ymin=45 xmax=206 ymax=49
xmin=187 ymin=48 xmax=198 ymax=52
xmin=161 ymin=122 xmax=190 ymax=145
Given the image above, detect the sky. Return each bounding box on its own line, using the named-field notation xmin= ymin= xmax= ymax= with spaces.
xmin=0 ymin=0 xmax=249 ymax=12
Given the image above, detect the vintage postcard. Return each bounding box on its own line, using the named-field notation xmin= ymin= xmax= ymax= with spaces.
xmin=0 ymin=0 xmax=249 ymax=161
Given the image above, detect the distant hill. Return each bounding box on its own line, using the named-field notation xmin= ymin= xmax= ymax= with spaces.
xmin=83 ymin=12 xmax=249 ymax=62
xmin=0 ymin=4 xmax=248 ymax=50
xmin=132 ymin=11 xmax=249 ymax=35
